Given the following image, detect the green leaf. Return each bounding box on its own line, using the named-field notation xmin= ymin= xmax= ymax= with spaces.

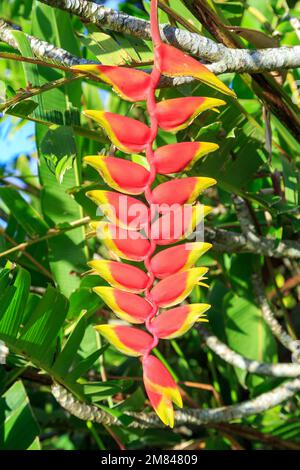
xmin=0 ymin=381 xmax=40 ymax=450
xmin=52 ymin=312 xmax=88 ymax=376
xmin=0 ymin=267 xmax=30 ymax=339
xmin=223 ymin=293 xmax=277 ymax=387
xmin=27 ymin=2 xmax=88 ymax=296
xmin=66 ymin=346 xmax=107 ymax=383
xmin=19 ymin=285 xmax=69 ymax=366
xmin=38 ymin=129 xmax=87 ymax=296
xmin=0 ymin=187 xmax=49 ymax=237
xmin=81 ymin=380 xmax=123 ymax=403
xmin=5 ymin=99 xmax=38 ymax=118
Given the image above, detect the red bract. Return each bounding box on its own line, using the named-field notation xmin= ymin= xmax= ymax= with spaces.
xmin=84 ymin=155 xmax=149 ymax=195
xmin=93 ymin=287 xmax=153 ymax=323
xmin=155 ymin=42 xmax=236 ymax=98
xmin=156 ymin=96 xmax=225 ymax=132
xmin=86 ymin=190 xmax=149 ymax=230
xmin=83 ymin=110 xmax=151 ymax=153
xmin=88 ymin=259 xmax=149 ymax=293
xmin=95 ymin=325 xmax=153 ymax=356
xmin=151 ymin=177 xmax=216 ymax=206
xmin=154 ymin=141 xmax=219 ymax=174
xmin=143 ymin=355 xmax=182 ymax=427
xmin=151 ymin=204 xmax=212 ymax=245
xmin=72 ymin=65 xmax=150 ymax=102
xmin=151 ymin=304 xmax=210 ymax=339
xmin=81 ymin=0 xmax=233 ymax=426
xmin=91 ymin=222 xmax=151 ymax=261
xmin=150 ymin=242 xmax=212 ymax=278
xmin=150 ymin=267 xmax=208 ymax=307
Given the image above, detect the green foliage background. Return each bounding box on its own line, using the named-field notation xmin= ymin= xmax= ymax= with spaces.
xmin=0 ymin=0 xmax=299 ymax=450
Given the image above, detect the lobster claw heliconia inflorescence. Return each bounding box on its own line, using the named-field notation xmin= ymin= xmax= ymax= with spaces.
xmin=72 ymin=0 xmax=234 ymax=427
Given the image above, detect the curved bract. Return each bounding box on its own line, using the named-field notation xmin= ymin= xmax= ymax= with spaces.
xmin=156 ymin=41 xmax=236 ymax=98
xmin=86 ymin=190 xmax=149 ymax=230
xmin=151 ymin=177 xmax=216 ymax=206
xmin=83 ymin=110 xmax=151 ymax=153
xmin=154 ymin=141 xmax=219 ymax=174
xmin=88 ymin=260 xmax=149 ymax=293
xmin=72 ymin=65 xmax=150 ymax=102
xmin=84 ymin=155 xmax=149 ymax=195
xmin=151 ymin=304 xmax=210 ymax=339
xmin=91 ymin=221 xmax=151 ymax=261
xmin=93 ymin=286 xmax=153 ymax=323
xmin=81 ymin=0 xmax=233 ymax=427
xmin=156 ymin=97 xmax=225 ymax=132
xmin=150 ymin=242 xmax=212 ymax=278
xmin=150 ymin=267 xmax=208 ymax=307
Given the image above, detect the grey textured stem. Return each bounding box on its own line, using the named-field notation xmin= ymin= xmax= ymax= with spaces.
xmin=204 ymin=227 xmax=300 ymax=260
xmin=1 ymin=18 xmax=300 ymax=92
xmin=40 ymin=0 xmax=300 ymax=73
xmin=253 ymin=273 xmax=300 ymax=359
xmin=197 ymin=325 xmax=300 ymax=377
xmin=52 ymin=378 xmax=300 ymax=428
xmin=0 ymin=19 xmax=93 ymax=66
xmin=232 ymin=194 xmax=257 ymax=237
xmin=231 ymin=194 xmax=283 ymax=257
xmin=232 ymin=195 xmax=300 ymax=358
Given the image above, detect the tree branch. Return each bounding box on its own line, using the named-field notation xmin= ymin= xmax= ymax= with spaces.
xmin=52 ymin=377 xmax=300 ymax=428
xmin=1 ymin=214 xmax=300 ymax=260
xmin=204 ymin=227 xmax=300 ymax=260
xmin=0 ymin=19 xmax=92 ymax=66
xmin=197 ymin=325 xmax=300 ymax=377
xmin=253 ymin=272 xmax=300 ymax=360
xmin=0 ymin=216 xmax=90 ymax=259
xmin=183 ymin=0 xmax=300 ymax=141
xmin=231 ymin=195 xmax=300 ymax=357
xmin=39 ymin=0 xmax=300 ymax=74
xmin=1 ymin=16 xmax=299 ymax=94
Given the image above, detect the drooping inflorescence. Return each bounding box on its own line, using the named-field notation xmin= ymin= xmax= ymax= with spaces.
xmin=73 ymin=0 xmax=234 ymax=427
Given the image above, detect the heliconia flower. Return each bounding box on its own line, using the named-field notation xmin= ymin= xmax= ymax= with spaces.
xmin=151 ymin=177 xmax=216 ymax=206
xmin=156 ymin=97 xmax=225 ymax=132
xmin=156 ymin=42 xmax=236 ymax=98
xmin=150 ymin=267 xmax=208 ymax=307
xmin=80 ymin=0 xmax=229 ymax=426
xmin=95 ymin=324 xmax=153 ymax=356
xmin=151 ymin=303 xmax=210 ymax=339
xmin=154 ymin=141 xmax=219 ymax=175
xmin=151 ymin=204 xmax=212 ymax=245
xmin=71 ymin=65 xmax=150 ymax=102
xmin=143 ymin=355 xmax=182 ymax=427
xmin=86 ymin=190 xmax=149 ymax=230
xmin=88 ymin=260 xmax=149 ymax=293
xmin=84 ymin=155 xmax=149 ymax=195
xmin=91 ymin=221 xmax=151 ymax=261
xmin=93 ymin=286 xmax=153 ymax=323
xmin=83 ymin=110 xmax=151 ymax=153
xmin=150 ymin=242 xmax=212 ymax=279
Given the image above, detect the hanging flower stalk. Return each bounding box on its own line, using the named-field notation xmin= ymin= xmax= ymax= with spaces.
xmin=73 ymin=0 xmax=234 ymax=427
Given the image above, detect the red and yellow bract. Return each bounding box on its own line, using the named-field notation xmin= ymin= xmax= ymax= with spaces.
xmin=86 ymin=190 xmax=149 ymax=230
xmin=93 ymin=287 xmax=153 ymax=324
xmin=154 ymin=141 xmax=219 ymax=174
xmin=72 ymin=64 xmax=151 ymax=102
xmin=150 ymin=242 xmax=212 ymax=278
xmin=156 ymin=96 xmax=225 ymax=132
xmin=88 ymin=260 xmax=149 ymax=293
xmin=75 ymin=0 xmax=233 ymax=427
xmin=151 ymin=177 xmax=216 ymax=206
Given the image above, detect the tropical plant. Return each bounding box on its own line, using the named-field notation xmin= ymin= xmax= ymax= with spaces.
xmin=0 ymin=0 xmax=300 ymax=451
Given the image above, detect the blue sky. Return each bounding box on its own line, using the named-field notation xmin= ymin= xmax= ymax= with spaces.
xmin=0 ymin=117 xmax=36 ymax=167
